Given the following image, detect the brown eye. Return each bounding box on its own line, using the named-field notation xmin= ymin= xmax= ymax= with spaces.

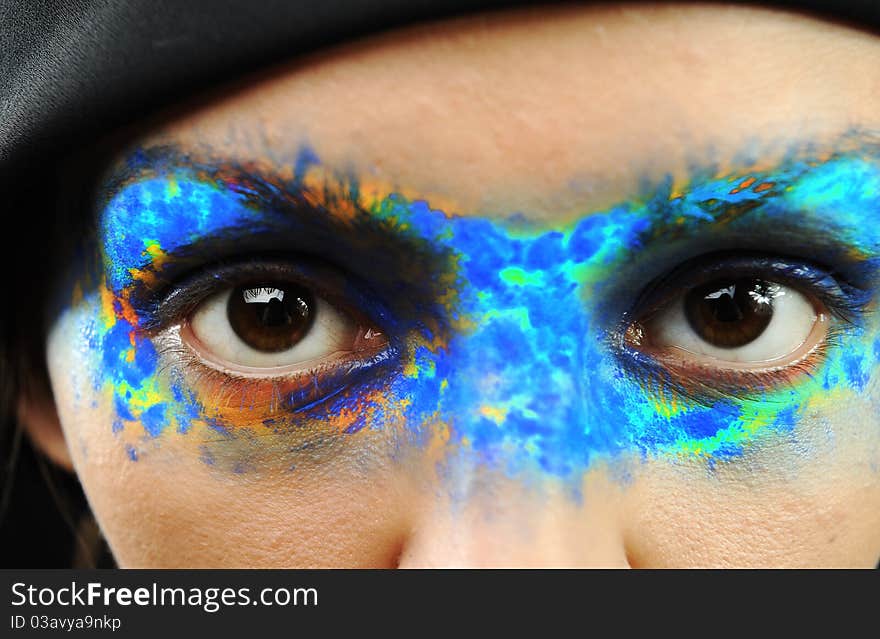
xmin=684 ymin=278 xmax=775 ymax=348
xmin=186 ymin=272 xmax=386 ymax=374
xmin=632 ymin=272 xmax=825 ymax=370
xmin=227 ymin=284 xmax=315 ymax=352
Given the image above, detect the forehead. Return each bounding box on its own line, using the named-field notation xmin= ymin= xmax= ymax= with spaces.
xmin=130 ymin=4 xmax=880 ymax=220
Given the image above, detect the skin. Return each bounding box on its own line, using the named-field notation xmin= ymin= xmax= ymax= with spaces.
xmin=33 ymin=3 xmax=880 ymax=566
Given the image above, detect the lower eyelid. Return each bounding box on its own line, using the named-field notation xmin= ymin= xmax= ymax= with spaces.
xmin=153 ymin=324 xmax=398 ymax=424
xmin=620 ymin=339 xmax=832 ymax=407
xmin=175 ymin=320 xmax=387 ymax=378
xmin=648 ymin=314 xmax=828 ymax=371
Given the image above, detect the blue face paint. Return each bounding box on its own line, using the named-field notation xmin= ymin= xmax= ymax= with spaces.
xmin=68 ymin=142 xmax=880 ymax=481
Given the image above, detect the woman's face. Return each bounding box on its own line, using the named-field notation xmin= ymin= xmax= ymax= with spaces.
xmin=44 ymin=4 xmax=880 ymax=567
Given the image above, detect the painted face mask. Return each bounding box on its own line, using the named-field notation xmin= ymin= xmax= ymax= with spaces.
xmin=61 ymin=139 xmax=880 ymax=486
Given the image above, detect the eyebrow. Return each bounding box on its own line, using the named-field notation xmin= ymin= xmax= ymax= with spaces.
xmin=97 ymin=146 xmax=459 ymax=321
xmin=98 ymin=141 xmax=880 ymax=308
xmin=633 ymin=150 xmax=880 ymax=286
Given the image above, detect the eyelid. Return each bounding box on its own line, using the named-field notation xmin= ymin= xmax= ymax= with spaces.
xmin=139 ymin=255 xmax=393 ymax=337
xmin=627 ymin=251 xmax=870 ymax=326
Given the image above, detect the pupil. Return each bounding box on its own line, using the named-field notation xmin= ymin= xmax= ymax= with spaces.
xmin=260 ymin=297 xmax=290 ymax=328
xmin=684 ymin=278 xmax=775 ymax=348
xmin=227 ymin=283 xmax=315 ymax=353
xmin=712 ymin=290 xmax=744 ymax=323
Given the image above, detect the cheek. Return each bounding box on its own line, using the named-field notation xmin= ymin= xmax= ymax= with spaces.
xmin=621 ymin=402 xmax=880 ymax=567
xmin=47 ymin=299 xmax=424 ymax=567
xmin=73 ymin=446 xmax=416 ymax=567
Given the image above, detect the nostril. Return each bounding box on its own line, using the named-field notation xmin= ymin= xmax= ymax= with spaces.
xmin=389 ymin=534 xmax=409 ymax=569
xmin=624 ymin=539 xmax=643 ymax=569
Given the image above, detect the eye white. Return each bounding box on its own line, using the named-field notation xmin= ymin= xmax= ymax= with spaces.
xmin=650 ymin=283 xmax=818 ymax=363
xmin=188 ymin=288 xmax=356 ymax=371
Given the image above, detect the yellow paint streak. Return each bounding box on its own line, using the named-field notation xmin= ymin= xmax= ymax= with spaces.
xmin=99 ymin=281 xmax=117 ymax=330
xmin=165 ymin=175 xmax=180 ymax=198
xmin=403 ymin=360 xmax=419 ymax=378
xmin=479 ymin=405 xmax=508 ymax=425
xmin=144 ymin=241 xmax=168 ymax=265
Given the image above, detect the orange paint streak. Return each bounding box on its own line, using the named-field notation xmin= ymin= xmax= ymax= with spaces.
xmin=729 ymin=176 xmax=756 ymax=195
xmin=99 ymin=282 xmax=117 ymax=328
xmin=128 ymin=267 xmax=157 ymax=288
xmin=115 ymin=292 xmax=140 ymax=328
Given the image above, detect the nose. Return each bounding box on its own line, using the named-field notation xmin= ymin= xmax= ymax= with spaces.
xmin=388 ymin=218 xmax=641 ymax=566
xmin=393 ymin=311 xmax=634 ymax=566
xmin=396 ymin=469 xmax=631 ymax=567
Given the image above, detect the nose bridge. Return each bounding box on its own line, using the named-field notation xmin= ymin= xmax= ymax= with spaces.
xmin=401 ymin=308 xmax=632 ymax=566
xmin=453 ymin=298 xmax=584 ymax=430
xmin=437 ymin=247 xmax=604 ymax=477
xmin=397 ymin=217 xmax=633 ymax=565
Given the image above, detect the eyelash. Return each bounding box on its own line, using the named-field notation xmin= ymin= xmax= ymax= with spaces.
xmin=132 ymin=244 xmax=873 ymax=421
xmin=628 ymin=252 xmax=870 ymax=323
xmin=143 ymin=257 xmax=401 ymax=419
xmin=613 ymin=251 xmax=873 ymax=403
xmin=139 ymin=255 xmax=391 ymax=332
